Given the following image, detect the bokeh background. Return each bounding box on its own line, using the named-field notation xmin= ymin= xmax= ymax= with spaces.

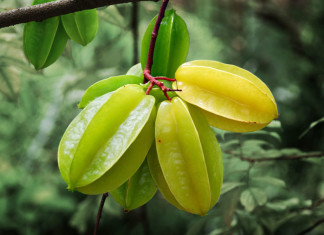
xmin=0 ymin=0 xmax=324 ymax=234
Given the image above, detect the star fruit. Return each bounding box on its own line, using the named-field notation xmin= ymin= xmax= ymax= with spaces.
xmin=174 ymin=60 xmax=279 ymax=132
xmin=148 ymin=97 xmax=223 ymax=215
xmin=58 ymin=84 xmax=156 ymax=195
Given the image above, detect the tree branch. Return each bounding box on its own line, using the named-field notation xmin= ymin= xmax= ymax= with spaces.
xmin=301 ymin=198 xmax=324 ymax=211
xmin=297 ymin=218 xmax=324 ymax=235
xmin=229 ymin=152 xmax=324 ymax=163
xmin=0 ymin=0 xmax=158 ymax=29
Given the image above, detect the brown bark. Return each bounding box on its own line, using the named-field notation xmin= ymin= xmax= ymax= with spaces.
xmin=0 ymin=0 xmax=158 ymax=29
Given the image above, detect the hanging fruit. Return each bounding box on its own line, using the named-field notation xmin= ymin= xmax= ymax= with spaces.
xmin=149 ymin=97 xmax=223 ymax=215
xmin=111 ymin=159 xmax=157 ymax=212
xmin=23 ymin=0 xmax=68 ymax=70
xmin=174 ymin=60 xmax=279 ymax=132
xmin=58 ymin=85 xmax=156 ymax=195
xmin=61 ymin=9 xmax=99 ymax=46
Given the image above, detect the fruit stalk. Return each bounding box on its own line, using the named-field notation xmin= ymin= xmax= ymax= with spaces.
xmin=93 ymin=193 xmax=108 ymax=235
xmin=143 ymin=0 xmax=169 ymax=80
xmin=143 ymin=0 xmax=180 ymax=100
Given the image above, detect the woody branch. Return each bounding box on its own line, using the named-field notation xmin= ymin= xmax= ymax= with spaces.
xmin=0 ymin=0 xmax=157 ymax=29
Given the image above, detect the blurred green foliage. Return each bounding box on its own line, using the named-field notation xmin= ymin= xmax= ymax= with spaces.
xmin=0 ymin=0 xmax=323 ymax=234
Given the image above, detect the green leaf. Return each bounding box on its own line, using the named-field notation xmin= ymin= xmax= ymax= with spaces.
xmin=221 ymin=139 xmax=240 ymax=151
xmin=251 ymin=188 xmax=267 ymax=206
xmin=221 ymin=182 xmax=245 ymax=195
xmin=209 ymin=228 xmax=227 ymax=235
xmin=264 ymin=120 xmax=282 ymax=131
xmin=242 ymin=140 xmax=273 ymax=156
xmin=280 ymin=148 xmax=302 ymax=156
xmin=251 ymin=177 xmax=286 ymax=188
xmin=185 ymin=216 xmax=209 ymax=235
xmin=211 ymin=126 xmax=228 ymax=142
xmin=126 ymin=63 xmax=144 ymax=78
xmin=240 ymin=188 xmax=267 ymax=212
xmin=269 ymin=132 xmax=282 ymax=142
xmin=240 ymin=189 xmax=256 ymax=212
xmin=265 ymin=201 xmax=287 ymax=212
xmin=69 ymin=197 xmax=96 ymax=233
xmin=299 ymin=117 xmax=324 ymax=139
xmin=263 ymin=149 xmax=282 ymax=158
xmin=266 ymin=198 xmax=301 ymax=212
xmin=243 ymin=130 xmax=282 ymax=143
xmin=235 ymin=210 xmax=264 ymax=235
xmin=103 ymin=196 xmax=123 ymax=217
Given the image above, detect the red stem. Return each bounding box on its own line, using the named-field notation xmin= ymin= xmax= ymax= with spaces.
xmin=143 ymin=0 xmax=181 ymax=100
xmin=143 ymin=0 xmax=169 ymax=83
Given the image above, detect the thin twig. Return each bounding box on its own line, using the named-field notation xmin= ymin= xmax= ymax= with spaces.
xmin=302 ymin=198 xmax=324 ymax=211
xmin=0 ymin=0 xmax=157 ymax=29
xmin=93 ymin=193 xmax=109 ymax=235
xmin=297 ymin=218 xmax=324 ymax=235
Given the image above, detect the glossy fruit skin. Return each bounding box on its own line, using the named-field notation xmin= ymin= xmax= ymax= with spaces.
xmin=174 ymin=60 xmax=279 ymax=132
xmin=149 ymin=97 xmax=223 ymax=215
xmin=58 ymin=85 xmax=156 ymax=195
xmin=141 ymin=10 xmax=189 ymax=82
xmin=78 ymin=75 xmax=143 ymax=109
xmin=110 ymin=159 xmax=157 ymax=212
xmin=77 ymin=107 xmax=156 ymax=195
xmin=147 ymin=144 xmax=185 ymax=211
xmin=61 ymin=9 xmax=99 ymax=46
xmin=23 ymin=0 xmax=68 ymax=70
